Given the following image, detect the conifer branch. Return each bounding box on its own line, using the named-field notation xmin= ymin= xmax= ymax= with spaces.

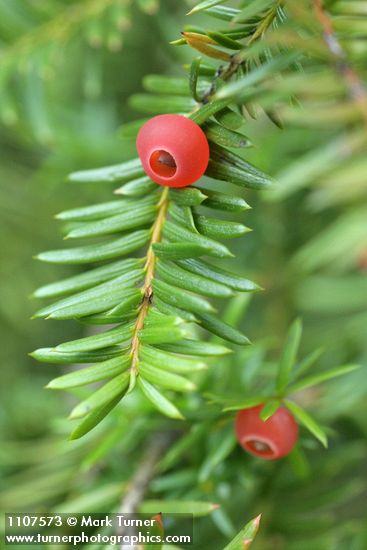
xmin=5 ymin=2 xmax=365 ymax=547
xmin=31 ymin=0 xmax=273 ymax=436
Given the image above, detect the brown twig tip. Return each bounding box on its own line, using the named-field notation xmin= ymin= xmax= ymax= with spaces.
xmin=152 ymin=513 xmax=164 ymax=529
xmin=242 ymin=514 xmax=262 ymax=547
xmin=210 ymin=503 xmax=221 ymax=511
xmin=254 ymin=513 xmax=262 ymax=527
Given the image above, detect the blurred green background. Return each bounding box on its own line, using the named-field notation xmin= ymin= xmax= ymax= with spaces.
xmin=1 ymin=1 xmax=367 ymax=549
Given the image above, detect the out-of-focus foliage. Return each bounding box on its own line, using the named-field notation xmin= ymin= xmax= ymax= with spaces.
xmin=1 ymin=1 xmax=367 ymax=550
xmin=0 ymin=0 xmax=162 ymax=143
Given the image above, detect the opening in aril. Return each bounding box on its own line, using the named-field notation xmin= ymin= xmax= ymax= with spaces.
xmin=244 ymin=439 xmax=276 ymax=458
xmin=149 ymin=150 xmax=177 ymax=178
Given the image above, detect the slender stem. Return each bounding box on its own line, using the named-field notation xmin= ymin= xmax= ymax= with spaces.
xmin=119 ymin=434 xmax=170 ymax=515
xmin=118 ymin=433 xmax=172 ymax=550
xmin=129 ymin=187 xmax=169 ymax=374
xmin=314 ymin=0 xmax=367 ymax=124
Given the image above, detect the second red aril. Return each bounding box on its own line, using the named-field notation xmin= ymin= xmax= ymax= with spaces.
xmin=235 ymin=405 xmax=299 ymax=460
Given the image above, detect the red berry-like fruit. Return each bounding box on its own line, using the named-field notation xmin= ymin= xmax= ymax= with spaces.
xmin=136 ymin=114 xmax=210 ymax=188
xmin=235 ymin=405 xmax=298 ymax=460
